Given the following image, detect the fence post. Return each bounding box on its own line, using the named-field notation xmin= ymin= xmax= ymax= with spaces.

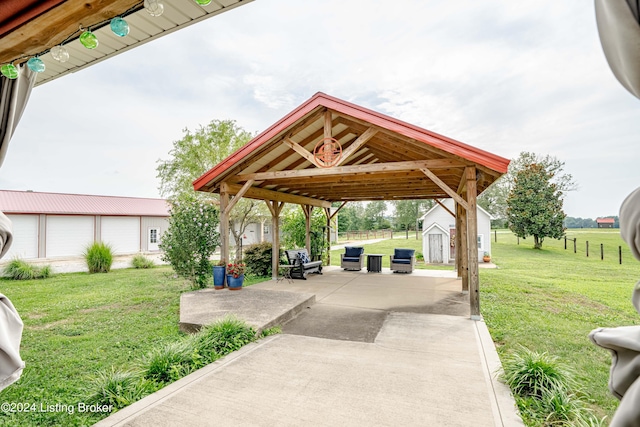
xmin=517 ymin=236 xmax=519 ymax=245
xmin=494 ymin=229 xmax=497 ymax=242
xmin=390 ymin=230 xmax=393 ymax=239
xmin=586 ymin=241 xmax=589 ymax=257
xmin=601 ymin=243 xmax=604 ymax=260
xmin=406 ymin=228 xmax=409 ymax=239
xmin=620 ymin=246 xmax=622 ymax=264
xmin=564 ymin=237 xmax=567 ymax=250
xmin=573 ymin=238 xmax=577 ymax=254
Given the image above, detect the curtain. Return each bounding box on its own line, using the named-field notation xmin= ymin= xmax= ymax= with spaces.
xmin=0 ymin=64 xmax=35 ymax=391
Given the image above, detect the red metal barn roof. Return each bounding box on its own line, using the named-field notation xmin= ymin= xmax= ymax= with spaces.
xmin=193 ymin=92 xmax=510 ymax=205
xmin=0 ymin=190 xmax=169 ymax=216
xmin=596 ymin=217 xmax=615 ymax=224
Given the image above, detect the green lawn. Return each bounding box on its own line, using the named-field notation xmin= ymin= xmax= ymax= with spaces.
xmin=329 ymin=236 xmax=453 ymax=270
xmin=481 ymin=229 xmax=640 ymax=422
xmin=0 ymin=267 xmax=267 ymax=426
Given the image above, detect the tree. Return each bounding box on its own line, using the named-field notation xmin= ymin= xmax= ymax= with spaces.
xmin=156 ymin=119 xmax=267 ymax=258
xmin=280 ymin=207 xmax=326 ymax=260
xmin=363 ymin=201 xmax=390 ymax=230
xmin=506 ymin=163 xmax=566 ymax=249
xmin=479 ymin=152 xmax=577 ymax=224
xmin=337 ymin=202 xmax=365 ymax=231
xmin=392 ymin=200 xmax=433 ymax=231
xmin=159 ymin=196 xmax=220 ymax=288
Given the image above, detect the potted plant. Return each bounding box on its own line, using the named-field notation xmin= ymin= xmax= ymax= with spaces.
xmin=483 ymin=252 xmax=491 ymax=263
xmin=212 ymin=260 xmax=226 ymax=289
xmin=226 ymin=261 xmax=245 ymax=291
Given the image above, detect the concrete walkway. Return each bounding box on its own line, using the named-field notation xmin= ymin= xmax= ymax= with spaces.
xmin=95 ymin=267 xmax=523 ymax=427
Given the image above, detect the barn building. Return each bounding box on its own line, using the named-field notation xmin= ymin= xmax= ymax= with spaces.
xmin=596 ymin=217 xmax=615 ymax=228
xmin=0 ymin=190 xmax=169 ymax=260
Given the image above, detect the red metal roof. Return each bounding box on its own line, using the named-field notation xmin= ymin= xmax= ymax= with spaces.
xmin=596 ymin=217 xmax=615 ymax=223
xmin=0 ymin=190 xmax=169 ymax=216
xmin=193 ymin=92 xmax=510 ymax=191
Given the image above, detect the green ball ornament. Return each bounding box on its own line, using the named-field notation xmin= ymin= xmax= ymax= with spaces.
xmin=80 ymin=31 xmax=99 ymax=49
xmin=194 ymin=0 xmax=212 ymax=5
xmin=1 ymin=64 xmax=18 ymax=79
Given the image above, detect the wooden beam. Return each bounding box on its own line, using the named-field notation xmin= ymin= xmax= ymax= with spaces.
xmin=435 ymin=199 xmax=455 ymax=218
xmin=421 ymin=167 xmax=469 ymax=210
xmin=238 ymin=159 xmax=465 ymax=181
xmin=324 ymin=110 xmax=333 ymax=139
xmin=0 ymin=0 xmax=141 ymax=63
xmin=455 ymin=202 xmax=463 ymax=279
xmin=330 ymin=201 xmax=348 ymax=219
xmin=225 ymin=183 xmax=331 ymax=208
xmin=284 ymin=137 xmax=317 ymax=165
xmin=336 ymin=127 xmax=378 ymax=166
xmin=466 ymin=167 xmax=480 ymax=320
xmin=223 ymin=179 xmax=254 ymax=216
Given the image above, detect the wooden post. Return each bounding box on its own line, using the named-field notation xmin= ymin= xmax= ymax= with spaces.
xmin=620 ymin=246 xmax=622 ymax=264
xmin=586 ymin=241 xmax=589 ymax=257
xmin=574 ymin=238 xmax=577 ymax=254
xmin=494 ymin=229 xmax=497 ymax=242
xmin=219 ymin=184 xmax=230 ymax=264
xmin=466 ymin=167 xmax=480 ymax=320
xmin=302 ymin=205 xmax=313 ymax=256
xmin=459 ymin=201 xmax=468 ymax=290
xmin=601 ymin=243 xmax=604 ymax=260
xmin=324 ymin=207 xmax=332 ymax=265
xmin=455 ymin=202 xmax=463 ymax=279
xmin=266 ymin=201 xmax=284 ymax=280
xmin=564 ymin=237 xmax=567 ymax=250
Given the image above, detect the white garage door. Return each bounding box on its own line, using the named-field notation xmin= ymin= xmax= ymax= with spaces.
xmin=101 ymin=217 xmax=140 ymax=254
xmin=4 ymin=214 xmax=39 ymax=259
xmin=46 ymin=216 xmax=94 ymax=258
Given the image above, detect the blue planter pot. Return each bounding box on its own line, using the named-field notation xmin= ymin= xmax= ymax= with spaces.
xmin=227 ymin=274 xmax=244 ymax=290
xmin=212 ymin=266 xmax=226 ymax=289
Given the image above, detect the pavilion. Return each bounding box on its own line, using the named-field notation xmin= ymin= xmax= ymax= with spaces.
xmin=193 ymin=92 xmax=510 ymax=319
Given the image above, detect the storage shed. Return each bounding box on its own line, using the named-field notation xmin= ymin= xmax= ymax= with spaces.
xmin=420 ymin=199 xmax=492 ymax=264
xmin=0 ymin=190 xmax=169 ymax=260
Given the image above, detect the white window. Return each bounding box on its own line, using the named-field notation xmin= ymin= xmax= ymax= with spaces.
xmin=477 ymin=235 xmax=484 ymax=250
xmin=264 ymin=225 xmax=270 ymax=234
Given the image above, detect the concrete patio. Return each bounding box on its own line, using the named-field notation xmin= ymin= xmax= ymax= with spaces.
xmin=95 ymin=266 xmax=523 ymax=427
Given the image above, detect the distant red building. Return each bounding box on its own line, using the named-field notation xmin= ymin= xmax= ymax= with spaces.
xmin=596 ymin=218 xmax=615 ymax=228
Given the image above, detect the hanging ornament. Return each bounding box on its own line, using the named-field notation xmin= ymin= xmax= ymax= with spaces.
xmin=1 ymin=64 xmax=18 ymax=79
xmin=194 ymin=0 xmax=212 ymax=5
xmin=144 ymin=0 xmax=165 ymax=17
xmin=51 ymin=45 xmax=70 ymax=62
xmin=27 ymin=57 xmax=46 ymax=73
xmin=110 ymin=17 xmax=130 ymax=37
xmin=80 ymin=30 xmax=99 ymax=49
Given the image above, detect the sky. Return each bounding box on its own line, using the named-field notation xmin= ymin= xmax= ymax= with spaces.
xmin=1 ymin=0 xmax=639 ymax=219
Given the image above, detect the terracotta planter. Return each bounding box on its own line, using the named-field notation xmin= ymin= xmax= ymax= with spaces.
xmin=483 ymin=256 xmax=491 ymax=263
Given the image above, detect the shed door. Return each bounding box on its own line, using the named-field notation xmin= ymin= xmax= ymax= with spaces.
xmin=46 ymin=216 xmax=94 ymax=257
xmin=428 ymin=234 xmax=443 ymax=263
xmin=5 ymin=214 xmax=39 ymax=259
xmin=102 ymin=216 xmax=140 ymax=254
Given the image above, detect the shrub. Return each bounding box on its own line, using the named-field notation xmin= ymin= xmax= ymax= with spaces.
xmin=83 ymin=368 xmax=155 ymax=410
xmin=261 ymin=326 xmax=281 ymax=337
xmin=140 ymin=341 xmax=193 ymax=384
xmin=500 ymin=346 xmax=573 ymax=398
xmin=244 ymin=242 xmax=282 ymax=276
xmin=191 ymin=316 xmax=257 ymax=357
xmin=84 ymin=242 xmax=114 ymax=273
xmin=132 ymin=254 xmax=154 ymax=269
xmin=3 ymin=258 xmax=52 ymax=280
xmin=159 ymin=195 xmax=220 ymax=289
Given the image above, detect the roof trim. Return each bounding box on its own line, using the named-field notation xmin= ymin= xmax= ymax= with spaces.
xmin=193 ymin=92 xmax=510 ymax=191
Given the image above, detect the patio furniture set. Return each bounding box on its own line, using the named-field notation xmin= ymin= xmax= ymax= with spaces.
xmin=279 ymin=246 xmax=416 ymax=281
